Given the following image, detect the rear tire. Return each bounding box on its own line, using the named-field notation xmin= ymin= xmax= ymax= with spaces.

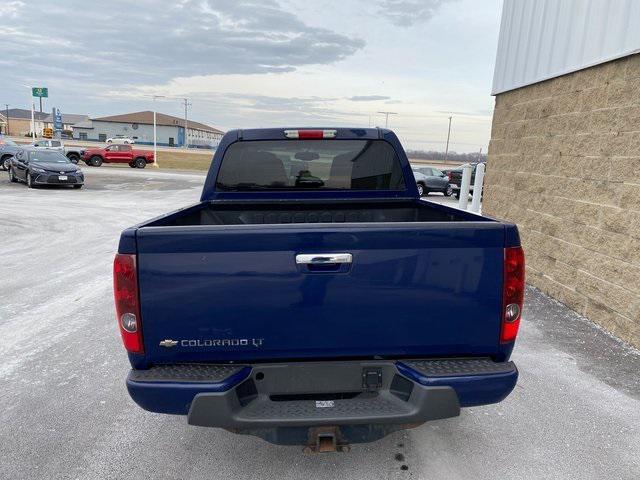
xmin=134 ymin=157 xmax=147 ymax=169
xmin=444 ymin=185 xmax=453 ymax=196
xmin=26 ymin=172 xmax=34 ymax=188
xmin=1 ymin=155 xmax=11 ymax=171
xmin=90 ymin=156 xmax=103 ymax=167
xmin=416 ymin=183 xmax=425 ymax=197
xmin=8 ymin=167 xmax=17 ymax=183
xmin=128 ymin=162 xmax=136 ymax=168
xmin=67 ymin=153 xmax=80 ymax=164
xmin=454 ymin=192 xmax=460 ymax=199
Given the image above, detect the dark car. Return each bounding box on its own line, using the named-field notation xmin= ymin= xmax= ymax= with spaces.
xmin=0 ymin=138 xmax=21 ymax=171
xmin=8 ymin=148 xmax=84 ymax=189
xmin=411 ymin=166 xmax=453 ymax=197
xmin=447 ymin=162 xmax=486 ymax=199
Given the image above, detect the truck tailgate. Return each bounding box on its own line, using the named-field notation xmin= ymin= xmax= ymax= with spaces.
xmin=136 ymin=222 xmax=505 ymax=363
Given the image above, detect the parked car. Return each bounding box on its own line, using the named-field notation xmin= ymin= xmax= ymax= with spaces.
xmin=0 ymin=138 xmax=21 ymax=171
xmin=82 ymin=144 xmax=154 ymax=168
xmin=412 ymin=166 xmax=453 ymax=196
xmin=8 ymin=148 xmax=84 ymax=188
xmin=115 ymin=127 xmax=524 ymax=450
xmin=31 ymin=139 xmax=85 ymax=164
xmin=447 ymin=162 xmax=486 ymax=199
xmin=106 ymin=135 xmax=135 ymax=145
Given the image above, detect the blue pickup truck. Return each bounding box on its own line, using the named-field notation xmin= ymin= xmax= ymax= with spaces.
xmin=114 ymin=128 xmax=525 ymax=451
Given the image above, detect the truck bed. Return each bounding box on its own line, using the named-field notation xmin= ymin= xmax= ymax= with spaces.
xmin=145 ymin=199 xmax=491 ymax=227
xmin=129 ymin=199 xmax=508 ymax=366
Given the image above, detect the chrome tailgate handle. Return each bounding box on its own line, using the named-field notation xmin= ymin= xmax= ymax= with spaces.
xmin=296 ymin=253 xmax=352 ymax=265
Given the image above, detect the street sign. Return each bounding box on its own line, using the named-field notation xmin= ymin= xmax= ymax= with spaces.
xmin=53 ymin=108 xmax=63 ymax=131
xmin=32 ymin=87 xmax=48 ymax=98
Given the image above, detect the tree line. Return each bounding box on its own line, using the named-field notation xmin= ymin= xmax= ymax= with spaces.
xmin=406 ymin=150 xmax=487 ymax=163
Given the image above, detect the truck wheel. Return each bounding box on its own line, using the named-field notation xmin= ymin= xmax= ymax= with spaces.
xmin=67 ymin=153 xmax=80 ymax=164
xmin=8 ymin=167 xmax=17 ymax=183
xmin=444 ymin=185 xmax=453 ymax=196
xmin=134 ymin=157 xmax=147 ymax=169
xmin=90 ymin=156 xmax=103 ymax=167
xmin=417 ymin=183 xmax=425 ymax=197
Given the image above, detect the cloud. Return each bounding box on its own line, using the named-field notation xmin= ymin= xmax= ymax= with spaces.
xmin=348 ymin=95 xmax=391 ymax=102
xmin=0 ymin=0 xmax=364 ymax=86
xmin=0 ymin=1 xmax=24 ymax=19
xmin=376 ymin=0 xmax=455 ymax=26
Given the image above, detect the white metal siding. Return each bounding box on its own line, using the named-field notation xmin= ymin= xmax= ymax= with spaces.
xmin=492 ymin=0 xmax=640 ymax=94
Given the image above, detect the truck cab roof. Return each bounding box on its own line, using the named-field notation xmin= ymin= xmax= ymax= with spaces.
xmin=201 ymin=127 xmax=420 ymax=201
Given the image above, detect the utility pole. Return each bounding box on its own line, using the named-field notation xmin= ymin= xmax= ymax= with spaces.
xmin=377 ymin=111 xmax=398 ymax=128
xmin=4 ymin=104 xmax=9 ymax=136
xmin=477 ymin=146 xmax=483 ymax=161
xmin=444 ymin=115 xmax=453 ymax=162
xmin=181 ymin=98 xmax=191 ymax=148
xmin=39 ymin=97 xmax=43 ymax=113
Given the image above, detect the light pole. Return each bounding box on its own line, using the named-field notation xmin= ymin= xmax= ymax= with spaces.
xmin=444 ymin=115 xmax=453 ymax=163
xmin=4 ymin=104 xmax=8 ymax=136
xmin=377 ymin=111 xmax=398 ymax=128
xmin=21 ymin=85 xmax=36 ymax=141
xmin=147 ymin=95 xmax=165 ymax=168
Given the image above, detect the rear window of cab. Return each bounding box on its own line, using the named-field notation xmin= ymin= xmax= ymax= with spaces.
xmin=216 ymin=139 xmax=406 ymax=191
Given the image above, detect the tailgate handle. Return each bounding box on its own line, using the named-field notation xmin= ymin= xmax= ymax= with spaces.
xmin=296 ymin=253 xmax=352 ymax=265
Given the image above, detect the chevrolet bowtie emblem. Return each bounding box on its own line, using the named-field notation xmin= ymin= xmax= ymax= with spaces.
xmin=159 ymin=339 xmax=178 ymax=348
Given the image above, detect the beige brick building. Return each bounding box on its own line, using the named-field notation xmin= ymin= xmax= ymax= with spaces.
xmin=487 ymin=1 xmax=640 ymax=348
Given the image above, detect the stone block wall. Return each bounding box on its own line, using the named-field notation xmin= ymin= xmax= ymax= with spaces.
xmin=485 ymin=54 xmax=640 ymax=347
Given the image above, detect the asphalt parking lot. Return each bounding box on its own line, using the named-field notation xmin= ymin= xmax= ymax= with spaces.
xmin=1 ymin=167 xmax=638 ymax=480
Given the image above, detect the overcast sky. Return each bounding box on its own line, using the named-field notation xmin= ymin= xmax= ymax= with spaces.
xmin=0 ymin=0 xmax=502 ymax=152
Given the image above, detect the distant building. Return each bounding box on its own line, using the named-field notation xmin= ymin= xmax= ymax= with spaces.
xmin=72 ymin=111 xmax=224 ymax=148
xmin=43 ymin=113 xmax=89 ymax=132
xmin=0 ymin=108 xmax=49 ymax=136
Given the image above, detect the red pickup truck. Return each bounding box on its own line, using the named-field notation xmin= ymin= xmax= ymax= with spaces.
xmin=82 ymin=144 xmax=155 ymax=168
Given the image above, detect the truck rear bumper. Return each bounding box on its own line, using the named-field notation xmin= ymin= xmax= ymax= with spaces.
xmin=127 ymin=358 xmax=516 ymax=435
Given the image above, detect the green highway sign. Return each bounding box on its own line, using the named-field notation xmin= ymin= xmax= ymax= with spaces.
xmin=32 ymin=87 xmax=48 ymax=98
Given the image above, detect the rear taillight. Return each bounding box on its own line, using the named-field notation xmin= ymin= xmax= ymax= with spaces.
xmin=113 ymin=254 xmax=143 ymax=353
xmin=500 ymin=246 xmax=525 ymax=343
xmin=284 ymin=129 xmax=337 ymax=139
